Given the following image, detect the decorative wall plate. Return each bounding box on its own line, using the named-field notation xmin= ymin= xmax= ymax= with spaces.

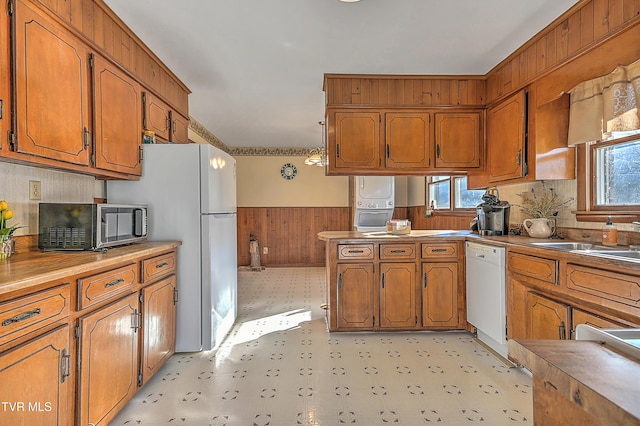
xmin=280 ymin=163 xmax=297 ymax=180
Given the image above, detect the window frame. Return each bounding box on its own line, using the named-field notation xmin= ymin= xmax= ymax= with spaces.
xmin=576 ymin=133 xmax=640 ymax=222
xmin=426 ymin=175 xmax=483 ymax=215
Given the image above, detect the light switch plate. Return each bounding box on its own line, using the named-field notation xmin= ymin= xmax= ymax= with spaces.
xmin=29 ymin=180 xmax=41 ymax=200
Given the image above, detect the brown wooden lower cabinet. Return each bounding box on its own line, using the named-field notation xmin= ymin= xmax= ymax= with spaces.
xmin=0 ymin=325 xmax=71 ymax=426
xmin=506 ymin=248 xmax=640 ymax=344
xmin=379 ymin=263 xmax=418 ymax=328
xmin=323 ymin=236 xmax=465 ymax=332
xmin=526 ymin=292 xmax=570 ymax=340
xmin=0 ymin=244 xmax=179 ymax=426
xmin=570 ymin=309 xmax=625 ymax=339
xmin=336 ymin=263 xmax=375 ymax=329
xmin=140 ymin=275 xmax=177 ymax=385
xmin=422 ymin=262 xmax=459 ymax=327
xmin=77 ymin=292 xmax=140 ymax=426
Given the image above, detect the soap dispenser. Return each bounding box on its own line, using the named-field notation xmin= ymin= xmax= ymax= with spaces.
xmin=602 ymin=216 xmax=618 ymax=246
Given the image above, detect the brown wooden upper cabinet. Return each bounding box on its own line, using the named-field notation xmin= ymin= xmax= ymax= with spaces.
xmin=143 ymin=91 xmax=190 ymax=144
xmin=486 ymin=90 xmax=527 ymax=183
xmin=13 ymin=0 xmax=92 ymax=166
xmin=92 ymin=54 xmax=143 ymax=176
xmin=434 ymin=112 xmax=482 ymax=169
xmin=5 ymin=0 xmax=190 ymax=178
xmin=326 ymin=107 xmax=485 ymax=175
xmin=327 ymin=109 xmax=432 ymax=175
xmin=385 ymin=112 xmax=431 ymax=170
xmin=0 ymin=5 xmax=10 ymax=155
xmin=329 ymin=110 xmax=381 ymax=171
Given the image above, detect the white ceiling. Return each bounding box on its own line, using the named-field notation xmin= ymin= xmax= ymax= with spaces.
xmin=104 ymin=0 xmax=578 ymax=149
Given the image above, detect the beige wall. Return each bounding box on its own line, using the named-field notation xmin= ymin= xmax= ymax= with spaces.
xmin=0 ymin=162 xmax=97 ymax=236
xmin=236 ymin=156 xmax=349 ymax=207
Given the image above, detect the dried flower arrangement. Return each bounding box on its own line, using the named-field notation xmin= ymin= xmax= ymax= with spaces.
xmin=516 ymin=182 xmax=573 ymax=219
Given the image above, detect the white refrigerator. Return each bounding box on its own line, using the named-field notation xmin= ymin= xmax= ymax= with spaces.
xmin=107 ymin=143 xmax=237 ymax=352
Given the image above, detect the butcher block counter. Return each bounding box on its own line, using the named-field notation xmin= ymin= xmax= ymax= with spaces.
xmin=0 ymin=241 xmax=181 ymax=298
xmin=0 ymin=241 xmax=181 ymax=426
xmin=509 ymin=339 xmax=640 ymax=425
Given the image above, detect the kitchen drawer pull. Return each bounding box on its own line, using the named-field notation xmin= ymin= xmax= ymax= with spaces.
xmin=104 ymin=278 xmax=125 ymax=288
xmin=390 ymin=249 xmax=406 ymax=253
xmin=347 ymin=250 xmax=364 ymax=254
xmin=156 ymin=262 xmax=169 ymax=268
xmin=431 ymin=248 xmax=448 ymax=252
xmin=2 ymin=308 xmax=41 ymax=327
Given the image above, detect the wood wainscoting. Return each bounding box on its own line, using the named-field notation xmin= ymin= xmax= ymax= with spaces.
xmin=407 ymin=206 xmax=475 ymax=231
xmin=237 ymin=207 xmax=352 ymax=267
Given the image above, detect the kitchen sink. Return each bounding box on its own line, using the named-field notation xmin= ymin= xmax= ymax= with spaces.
xmin=576 ymin=249 xmax=640 ymax=262
xmin=575 ymin=324 xmax=640 ymax=359
xmin=529 ymin=241 xmax=596 ymax=250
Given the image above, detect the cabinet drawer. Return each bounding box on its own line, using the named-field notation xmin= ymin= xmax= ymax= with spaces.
xmin=338 ymin=244 xmax=374 ymax=260
xmin=421 ymin=243 xmax=458 ymax=259
xmin=508 ymin=252 xmax=557 ymax=284
xmin=380 ymin=243 xmax=416 ymax=260
xmin=566 ymin=264 xmax=640 ymax=308
xmin=0 ymin=285 xmax=70 ymax=345
xmin=77 ymin=264 xmax=137 ymax=310
xmin=141 ymin=251 xmax=177 ymax=283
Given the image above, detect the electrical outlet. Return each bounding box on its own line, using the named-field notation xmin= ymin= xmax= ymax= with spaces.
xmin=262 ymin=247 xmax=269 ymax=254
xmin=29 ymin=180 xmax=42 ymax=200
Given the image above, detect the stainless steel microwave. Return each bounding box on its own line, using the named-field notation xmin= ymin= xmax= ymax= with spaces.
xmin=38 ymin=203 xmax=148 ymax=251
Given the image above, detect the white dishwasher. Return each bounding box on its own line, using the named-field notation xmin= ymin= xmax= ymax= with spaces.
xmin=465 ymin=241 xmax=507 ymax=359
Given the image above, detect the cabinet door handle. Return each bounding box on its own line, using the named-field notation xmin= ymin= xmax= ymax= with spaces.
xmin=166 ymin=117 xmax=172 ymax=131
xmin=386 ymin=144 xmax=390 ymax=158
xmin=559 ymin=321 xmax=566 ymax=340
xmin=423 ymin=273 xmax=428 ymax=288
xmin=60 ymin=349 xmax=71 ymax=383
xmin=104 ymin=278 xmax=125 ymax=288
xmin=436 ymin=144 xmax=441 ymax=158
xmin=381 ymin=273 xmax=385 ymax=289
xmin=2 ymin=308 xmax=41 ymax=327
xmin=516 ymin=149 xmax=522 ymax=165
xmin=336 ymin=144 xmax=341 ymax=158
xmin=83 ymin=127 xmax=90 ymax=150
xmin=131 ymin=309 xmax=141 ymax=330
xmin=338 ymin=273 xmax=343 ymax=289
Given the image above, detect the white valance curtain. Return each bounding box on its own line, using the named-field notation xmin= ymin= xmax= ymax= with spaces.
xmin=568 ymin=58 xmax=640 ymax=145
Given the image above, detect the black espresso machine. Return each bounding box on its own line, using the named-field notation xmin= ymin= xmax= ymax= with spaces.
xmin=475 ymin=188 xmax=510 ymax=236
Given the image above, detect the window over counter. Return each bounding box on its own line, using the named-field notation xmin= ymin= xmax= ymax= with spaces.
xmin=576 ymin=132 xmax=640 ymax=221
xmin=427 ymin=176 xmax=484 ymax=213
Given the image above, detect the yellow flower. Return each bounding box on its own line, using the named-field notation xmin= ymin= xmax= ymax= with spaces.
xmin=0 ymin=200 xmax=7 ymax=211
xmin=2 ymin=210 xmax=13 ymax=220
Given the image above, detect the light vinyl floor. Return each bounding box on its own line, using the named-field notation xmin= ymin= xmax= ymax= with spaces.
xmin=110 ymin=267 xmax=533 ymax=425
